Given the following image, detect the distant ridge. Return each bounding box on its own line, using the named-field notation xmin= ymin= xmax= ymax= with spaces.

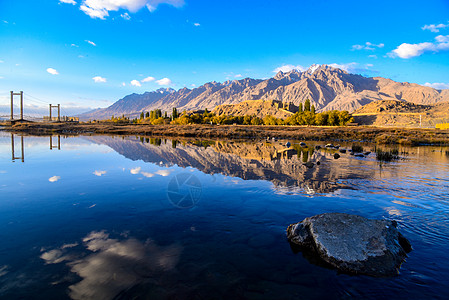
xmin=79 ymin=65 xmax=449 ymax=120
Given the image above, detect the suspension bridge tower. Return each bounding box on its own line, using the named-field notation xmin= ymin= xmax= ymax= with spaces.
xmin=10 ymin=91 xmax=24 ymax=121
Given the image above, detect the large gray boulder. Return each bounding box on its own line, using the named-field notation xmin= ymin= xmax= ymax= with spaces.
xmin=287 ymin=213 xmax=412 ymax=277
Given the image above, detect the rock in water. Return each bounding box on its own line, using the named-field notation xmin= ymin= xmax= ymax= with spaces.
xmin=286 ymin=213 xmax=412 ymax=277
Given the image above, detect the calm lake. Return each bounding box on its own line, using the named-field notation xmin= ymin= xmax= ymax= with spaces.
xmin=0 ymin=132 xmax=448 ymax=299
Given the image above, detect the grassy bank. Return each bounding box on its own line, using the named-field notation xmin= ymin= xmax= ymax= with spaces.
xmin=2 ymin=122 xmax=449 ymax=145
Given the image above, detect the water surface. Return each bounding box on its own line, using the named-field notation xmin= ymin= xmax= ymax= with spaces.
xmin=0 ymin=133 xmax=448 ymax=299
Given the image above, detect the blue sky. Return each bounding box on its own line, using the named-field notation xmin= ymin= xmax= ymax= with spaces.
xmin=1 ymin=0 xmax=449 ymax=113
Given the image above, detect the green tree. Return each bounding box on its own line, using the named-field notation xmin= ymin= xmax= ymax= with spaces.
xmin=304 ymin=99 xmax=311 ymax=112
xmin=302 ymin=111 xmax=315 ymax=125
xmin=251 ymin=117 xmax=263 ymax=125
xmin=263 ymin=115 xmax=278 ymax=125
xmin=337 ymin=111 xmax=353 ymax=126
xmin=315 ymin=112 xmax=328 ymax=126
xmin=145 ymin=112 xmax=149 ymax=118
xmin=311 ymin=105 xmax=316 ymax=114
xmin=328 ymin=110 xmax=339 ymax=126
xmin=140 ymin=112 xmax=144 ymax=120
xmin=298 ymin=103 xmax=303 ymax=113
xmin=243 ymin=115 xmax=252 ymax=125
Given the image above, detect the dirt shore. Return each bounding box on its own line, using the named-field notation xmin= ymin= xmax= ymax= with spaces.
xmin=2 ymin=122 xmax=449 ymax=145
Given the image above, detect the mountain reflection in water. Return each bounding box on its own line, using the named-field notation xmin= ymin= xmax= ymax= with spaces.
xmin=85 ymin=136 xmax=376 ymax=194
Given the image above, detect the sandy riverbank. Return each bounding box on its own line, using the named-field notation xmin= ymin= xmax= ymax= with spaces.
xmin=2 ymin=122 xmax=449 ymax=145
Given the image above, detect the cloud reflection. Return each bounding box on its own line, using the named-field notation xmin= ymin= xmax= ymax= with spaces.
xmin=93 ymin=170 xmax=107 ymax=177
xmin=130 ymin=167 xmax=141 ymax=175
xmin=49 ymin=176 xmax=61 ymax=182
xmin=155 ymin=170 xmax=172 ymax=177
xmin=141 ymin=172 xmax=155 ymax=178
xmin=40 ymin=231 xmax=181 ymax=300
xmin=0 ymin=265 xmax=8 ymax=277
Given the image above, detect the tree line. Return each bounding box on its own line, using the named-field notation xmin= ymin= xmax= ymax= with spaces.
xmin=106 ymin=99 xmax=354 ymax=126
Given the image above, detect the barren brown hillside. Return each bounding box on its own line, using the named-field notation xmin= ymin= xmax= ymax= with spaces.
xmin=353 ymin=100 xmax=449 ymax=127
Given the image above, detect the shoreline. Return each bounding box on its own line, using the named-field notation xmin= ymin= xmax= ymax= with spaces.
xmin=2 ymin=122 xmax=449 ymax=145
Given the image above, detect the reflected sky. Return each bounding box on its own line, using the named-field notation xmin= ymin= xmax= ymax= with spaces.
xmin=1 ymin=132 xmax=449 ymax=299
xmin=41 ymin=231 xmax=181 ymax=300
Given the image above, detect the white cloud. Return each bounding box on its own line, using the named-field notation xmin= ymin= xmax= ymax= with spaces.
xmin=146 ymin=0 xmax=184 ymax=12
xmin=194 ymin=22 xmax=200 ymax=27
xmin=234 ymin=74 xmax=242 ymax=78
xmin=351 ymin=42 xmax=384 ymax=51
xmin=130 ymin=167 xmax=141 ymax=174
xmin=156 ymin=77 xmax=172 ymax=86
xmin=328 ymin=62 xmax=376 ymax=75
xmin=79 ymin=0 xmax=184 ymax=19
xmin=121 ymin=82 xmax=126 ymax=86
xmin=273 ymin=64 xmax=306 ymax=73
xmin=71 ymin=43 xmax=79 ymax=47
xmin=131 ymin=80 xmax=142 ymax=87
xmin=436 ymin=35 xmax=449 ymax=43
xmin=328 ymin=62 xmax=358 ymax=72
xmin=424 ymin=82 xmax=449 ymax=90
xmin=49 ymin=176 xmax=61 ymax=182
xmin=60 ymin=0 xmax=77 ymax=4
xmin=92 ymin=76 xmax=107 ymax=83
xmin=121 ymin=12 xmax=131 ymax=20
xmin=80 ymin=4 xmax=109 ymax=19
xmin=422 ymin=23 xmax=449 ymax=33
xmin=389 ymin=35 xmax=449 ymax=59
xmin=390 ymin=42 xmax=435 ymax=59
xmin=141 ymin=76 xmax=155 ymax=82
xmin=93 ymin=170 xmax=107 ymax=176
xmin=0 ymin=60 xmax=4 ymax=63
xmin=85 ymin=40 xmax=96 ymax=46
xmin=368 ymin=54 xmax=378 ymax=59
xmin=47 ymin=68 xmax=59 ymax=75
xmin=141 ymin=172 xmax=154 ymax=178
xmin=0 ymin=76 xmax=4 ymax=79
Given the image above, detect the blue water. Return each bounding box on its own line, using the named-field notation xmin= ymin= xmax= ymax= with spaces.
xmin=0 ymin=133 xmax=449 ymax=299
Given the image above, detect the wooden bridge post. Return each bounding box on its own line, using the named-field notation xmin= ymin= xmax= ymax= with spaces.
xmin=10 ymin=91 xmax=13 ymax=120
xmin=20 ymin=91 xmax=23 ymax=120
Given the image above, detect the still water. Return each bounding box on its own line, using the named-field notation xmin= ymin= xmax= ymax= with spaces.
xmin=0 ymin=132 xmax=448 ymax=299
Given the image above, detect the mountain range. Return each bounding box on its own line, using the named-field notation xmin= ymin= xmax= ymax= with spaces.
xmin=79 ymin=65 xmax=449 ymax=120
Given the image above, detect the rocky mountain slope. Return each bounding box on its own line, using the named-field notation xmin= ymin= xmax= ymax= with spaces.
xmin=79 ymin=65 xmax=449 ymax=120
xmin=80 ymin=88 xmax=175 ymax=120
xmin=212 ymin=100 xmax=297 ymax=119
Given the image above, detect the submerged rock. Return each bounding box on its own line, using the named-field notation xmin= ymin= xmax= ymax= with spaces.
xmin=287 ymin=213 xmax=412 ymax=277
xmin=303 ymin=161 xmax=315 ymax=168
xmin=333 ymin=153 xmax=341 ymax=159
